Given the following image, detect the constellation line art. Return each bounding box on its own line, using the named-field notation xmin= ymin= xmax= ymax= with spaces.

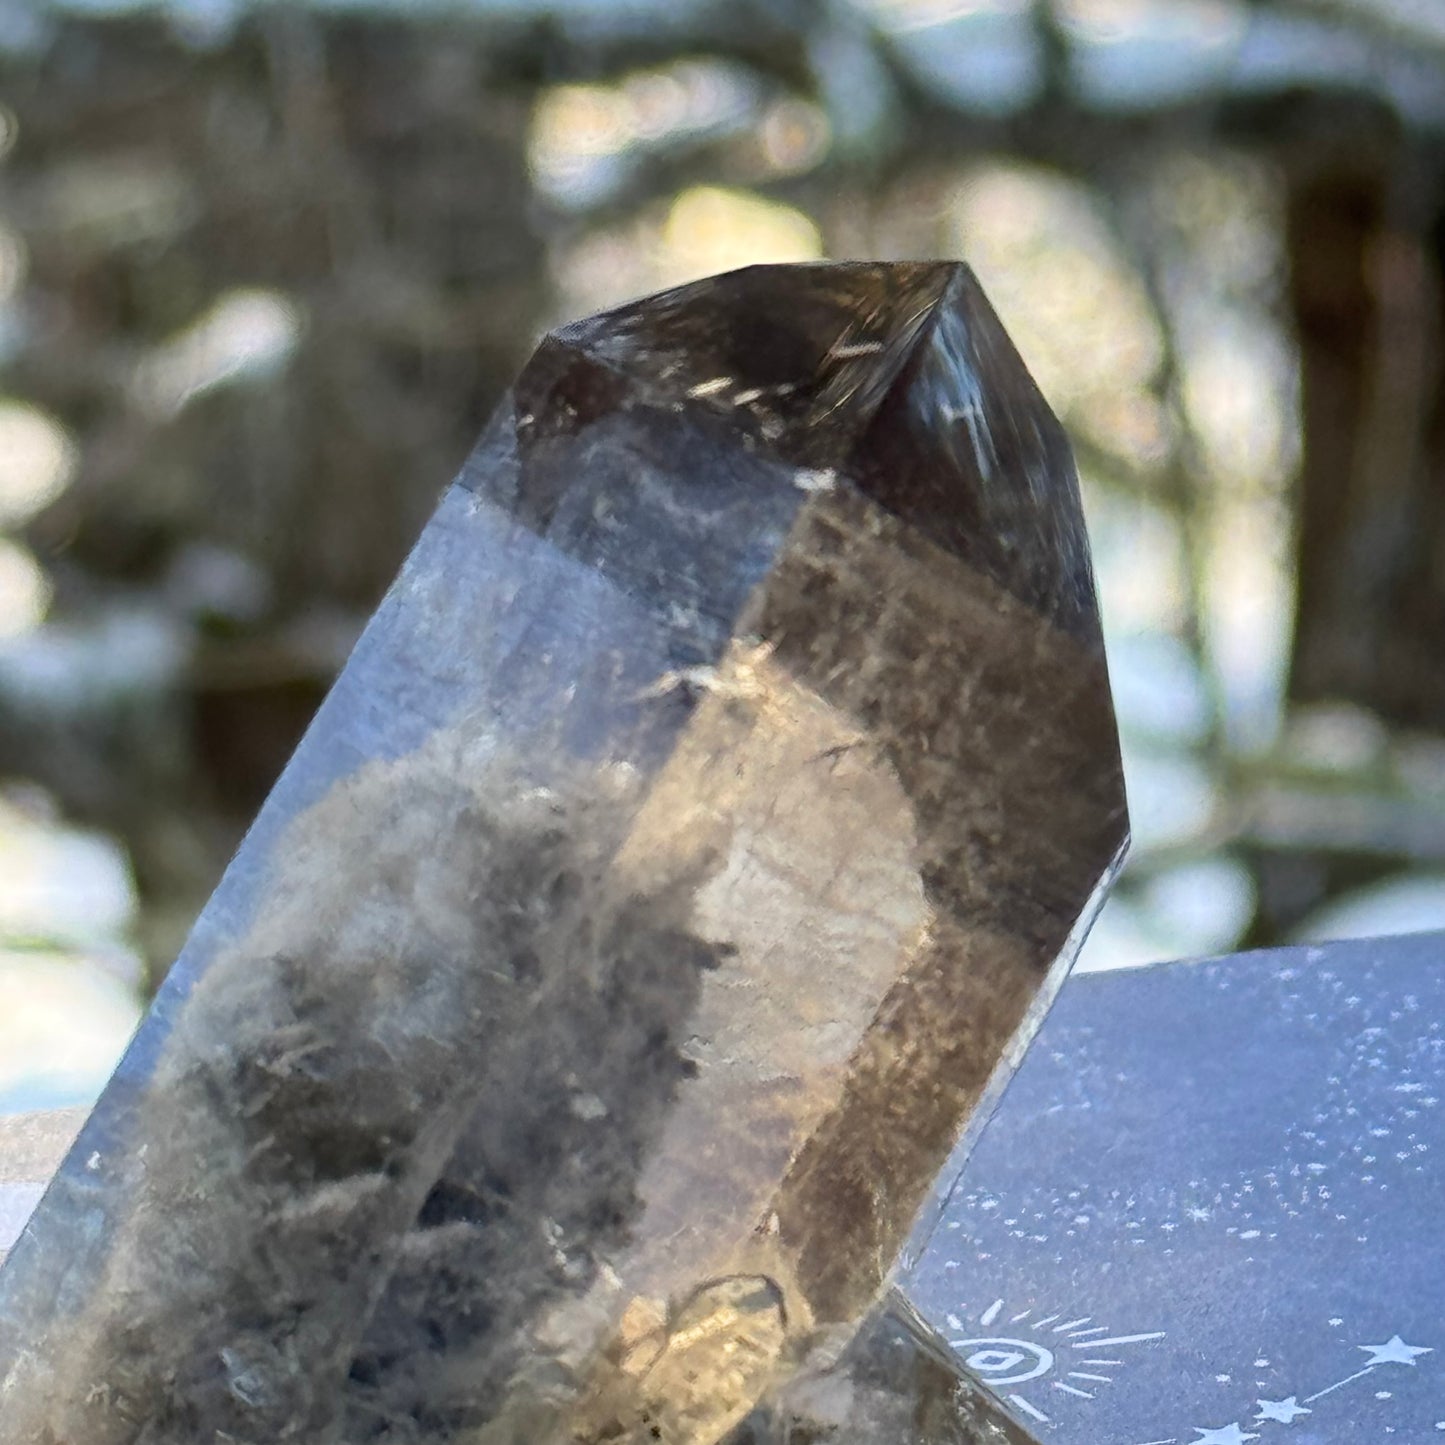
xmin=1126 ymin=1330 xmax=1434 ymax=1445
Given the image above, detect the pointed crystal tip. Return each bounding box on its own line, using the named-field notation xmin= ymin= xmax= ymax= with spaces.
xmin=512 ymin=261 xmax=1097 ymax=632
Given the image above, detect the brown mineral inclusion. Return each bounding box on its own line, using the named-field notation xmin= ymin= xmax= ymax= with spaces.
xmin=0 ymin=263 xmax=1127 ymax=1443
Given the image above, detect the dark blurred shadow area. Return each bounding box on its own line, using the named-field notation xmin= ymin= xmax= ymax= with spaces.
xmin=0 ymin=0 xmax=1443 ymax=1109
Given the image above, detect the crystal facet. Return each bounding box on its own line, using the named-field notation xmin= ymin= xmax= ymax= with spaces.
xmin=0 ymin=262 xmax=1127 ymax=1442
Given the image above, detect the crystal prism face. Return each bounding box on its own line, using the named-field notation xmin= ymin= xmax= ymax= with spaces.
xmin=0 ymin=262 xmax=1127 ymax=1443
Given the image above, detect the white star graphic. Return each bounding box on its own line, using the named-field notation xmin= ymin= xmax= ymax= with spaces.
xmin=1192 ymin=1425 xmax=1259 ymax=1445
xmin=1359 ymin=1336 xmax=1433 ymax=1367
xmin=1255 ymin=1397 xmax=1311 ymax=1424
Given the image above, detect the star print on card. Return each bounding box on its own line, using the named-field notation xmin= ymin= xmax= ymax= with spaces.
xmin=1191 ymin=1425 xmax=1258 ymax=1445
xmin=1358 ymin=1336 xmax=1433 ymax=1367
xmin=1253 ymin=1396 xmax=1310 ymax=1424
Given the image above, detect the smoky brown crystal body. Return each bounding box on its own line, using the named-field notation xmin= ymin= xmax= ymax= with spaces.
xmin=0 ymin=263 xmax=1126 ymax=1443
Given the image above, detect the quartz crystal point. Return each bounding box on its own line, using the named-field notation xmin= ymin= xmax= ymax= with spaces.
xmin=0 ymin=262 xmax=1127 ymax=1443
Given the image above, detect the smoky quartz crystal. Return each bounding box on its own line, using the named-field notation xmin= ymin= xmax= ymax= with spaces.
xmin=0 ymin=262 xmax=1127 ymax=1443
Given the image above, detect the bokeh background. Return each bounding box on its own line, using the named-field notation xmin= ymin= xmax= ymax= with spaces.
xmin=0 ymin=0 xmax=1443 ymax=1111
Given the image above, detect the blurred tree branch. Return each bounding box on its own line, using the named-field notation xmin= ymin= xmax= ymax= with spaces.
xmin=1 ymin=0 xmax=1444 ymax=970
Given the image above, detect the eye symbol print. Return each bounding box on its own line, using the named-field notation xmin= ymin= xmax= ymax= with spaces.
xmin=948 ymin=1298 xmax=1165 ymax=1426
xmin=956 ymin=1338 xmax=1054 ymax=1385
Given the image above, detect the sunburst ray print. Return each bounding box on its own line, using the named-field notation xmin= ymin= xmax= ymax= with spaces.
xmin=945 ymin=1297 xmax=1166 ymax=1427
